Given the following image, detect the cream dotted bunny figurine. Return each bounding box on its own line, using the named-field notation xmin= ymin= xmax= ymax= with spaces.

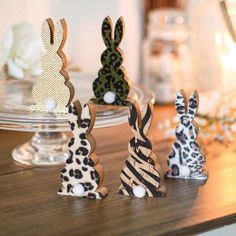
xmin=166 ymin=89 xmax=208 ymax=180
xmin=58 ymin=100 xmax=107 ymax=199
xmin=119 ymin=102 xmax=166 ymax=198
xmin=31 ymin=18 xmax=74 ymax=113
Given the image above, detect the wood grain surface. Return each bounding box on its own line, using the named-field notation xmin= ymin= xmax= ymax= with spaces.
xmin=0 ymin=105 xmax=236 ymax=236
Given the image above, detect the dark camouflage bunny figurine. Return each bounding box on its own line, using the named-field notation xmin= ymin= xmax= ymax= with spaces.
xmin=166 ymin=89 xmax=208 ymax=180
xmin=58 ymin=100 xmax=107 ymax=199
xmin=92 ymin=16 xmax=130 ymax=106
xmin=119 ymin=102 xmax=166 ymax=198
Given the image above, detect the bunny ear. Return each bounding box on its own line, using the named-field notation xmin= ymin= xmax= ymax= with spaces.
xmin=41 ymin=18 xmax=54 ymax=50
xmin=114 ymin=17 xmax=124 ymax=48
xmin=53 ymin=19 xmax=67 ymax=51
xmin=73 ymin=100 xmax=82 ymax=127
xmin=188 ymin=90 xmax=199 ymax=119
xmin=102 ymin=16 xmax=112 ymax=48
xmin=128 ymin=102 xmax=141 ymax=131
xmin=141 ymin=102 xmax=153 ymax=135
xmin=175 ymin=89 xmax=187 ymax=118
xmin=80 ymin=102 xmax=96 ymax=133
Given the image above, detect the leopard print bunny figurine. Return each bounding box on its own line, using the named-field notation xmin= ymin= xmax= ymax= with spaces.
xmin=166 ymin=89 xmax=208 ymax=180
xmin=58 ymin=100 xmax=107 ymax=199
xmin=31 ymin=18 xmax=74 ymax=113
xmin=92 ymin=16 xmax=130 ymax=106
xmin=119 ymin=102 xmax=166 ymax=198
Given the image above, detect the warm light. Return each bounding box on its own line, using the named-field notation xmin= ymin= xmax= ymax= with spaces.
xmin=216 ymin=1 xmax=236 ymax=91
xmin=219 ymin=34 xmax=236 ymax=70
xmin=215 ymin=31 xmax=236 ymax=91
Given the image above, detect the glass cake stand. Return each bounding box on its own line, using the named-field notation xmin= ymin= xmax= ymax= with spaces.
xmin=0 ymin=72 xmax=154 ymax=166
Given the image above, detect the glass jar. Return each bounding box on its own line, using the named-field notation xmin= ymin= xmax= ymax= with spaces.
xmin=189 ymin=0 xmax=236 ymax=93
xmin=143 ymin=9 xmax=191 ymax=104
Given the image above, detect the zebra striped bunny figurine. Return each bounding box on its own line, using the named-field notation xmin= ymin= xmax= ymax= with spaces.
xmin=166 ymin=89 xmax=208 ymax=180
xmin=58 ymin=100 xmax=107 ymax=199
xmin=119 ymin=102 xmax=166 ymax=198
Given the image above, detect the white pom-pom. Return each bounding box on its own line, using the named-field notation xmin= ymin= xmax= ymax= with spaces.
xmin=72 ymin=184 xmax=85 ymax=196
xmin=133 ymin=185 xmax=146 ymax=198
xmin=103 ymin=91 xmax=116 ymax=104
xmin=44 ymin=98 xmax=57 ymax=111
xmin=180 ymin=165 xmax=190 ymax=176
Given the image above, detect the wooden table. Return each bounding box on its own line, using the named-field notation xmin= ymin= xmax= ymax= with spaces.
xmin=0 ymin=105 xmax=236 ymax=236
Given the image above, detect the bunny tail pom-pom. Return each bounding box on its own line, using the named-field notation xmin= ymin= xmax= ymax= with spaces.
xmin=179 ymin=166 xmax=191 ymax=177
xmin=72 ymin=184 xmax=85 ymax=196
xmin=133 ymin=185 xmax=146 ymax=198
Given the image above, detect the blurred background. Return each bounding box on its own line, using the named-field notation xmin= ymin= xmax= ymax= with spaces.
xmin=0 ymin=0 xmax=236 ymax=105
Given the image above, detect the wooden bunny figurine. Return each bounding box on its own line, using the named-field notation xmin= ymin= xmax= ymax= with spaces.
xmin=166 ymin=89 xmax=208 ymax=180
xmin=58 ymin=100 xmax=107 ymax=199
xmin=31 ymin=18 xmax=74 ymax=113
xmin=92 ymin=16 xmax=130 ymax=106
xmin=119 ymin=102 xmax=166 ymax=198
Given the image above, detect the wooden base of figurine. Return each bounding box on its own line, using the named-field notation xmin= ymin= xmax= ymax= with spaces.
xmin=165 ymin=171 xmax=208 ymax=181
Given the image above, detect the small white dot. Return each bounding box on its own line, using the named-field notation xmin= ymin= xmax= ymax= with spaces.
xmin=180 ymin=165 xmax=190 ymax=176
xmin=103 ymin=91 xmax=116 ymax=104
xmin=44 ymin=98 xmax=57 ymax=111
xmin=72 ymin=184 xmax=85 ymax=196
xmin=133 ymin=185 xmax=146 ymax=198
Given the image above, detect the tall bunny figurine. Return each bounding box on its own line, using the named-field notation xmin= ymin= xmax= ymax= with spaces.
xmin=92 ymin=16 xmax=130 ymax=106
xmin=31 ymin=18 xmax=74 ymax=113
xmin=166 ymin=89 xmax=208 ymax=180
xmin=58 ymin=100 xmax=107 ymax=199
xmin=119 ymin=102 xmax=166 ymax=198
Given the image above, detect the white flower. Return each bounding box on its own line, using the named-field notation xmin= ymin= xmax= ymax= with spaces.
xmin=164 ymin=119 xmax=170 ymax=128
xmin=210 ymin=124 xmax=216 ymax=131
xmin=231 ymin=123 xmax=236 ymax=132
xmin=215 ymin=134 xmax=224 ymax=141
xmin=173 ymin=115 xmax=179 ymax=124
xmin=157 ymin=123 xmax=164 ymax=129
xmin=165 ymin=128 xmax=175 ymax=138
xmin=196 ymin=117 xmax=207 ymax=126
xmin=0 ymin=22 xmax=43 ymax=79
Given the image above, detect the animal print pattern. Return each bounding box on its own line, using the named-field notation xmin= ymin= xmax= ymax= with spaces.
xmin=31 ymin=18 xmax=74 ymax=113
xmin=58 ymin=100 xmax=107 ymax=199
xmin=166 ymin=90 xmax=208 ymax=180
xmin=119 ymin=102 xmax=166 ymax=198
xmin=92 ymin=16 xmax=130 ymax=106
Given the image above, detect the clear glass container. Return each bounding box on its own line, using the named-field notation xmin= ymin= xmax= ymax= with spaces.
xmin=143 ymin=9 xmax=191 ymax=104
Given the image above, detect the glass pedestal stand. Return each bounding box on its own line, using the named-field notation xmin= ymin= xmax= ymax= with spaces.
xmin=0 ymin=73 xmax=154 ymax=166
xmin=12 ymin=132 xmax=69 ymax=166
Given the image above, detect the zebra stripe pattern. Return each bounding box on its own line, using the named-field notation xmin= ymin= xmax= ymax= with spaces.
xmin=118 ymin=102 xmax=166 ymax=198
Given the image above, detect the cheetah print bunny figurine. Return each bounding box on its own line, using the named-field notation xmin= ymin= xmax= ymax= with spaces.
xmin=119 ymin=102 xmax=166 ymax=198
xmin=166 ymin=89 xmax=208 ymax=180
xmin=92 ymin=16 xmax=130 ymax=106
xmin=31 ymin=18 xmax=74 ymax=113
xmin=58 ymin=100 xmax=107 ymax=199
